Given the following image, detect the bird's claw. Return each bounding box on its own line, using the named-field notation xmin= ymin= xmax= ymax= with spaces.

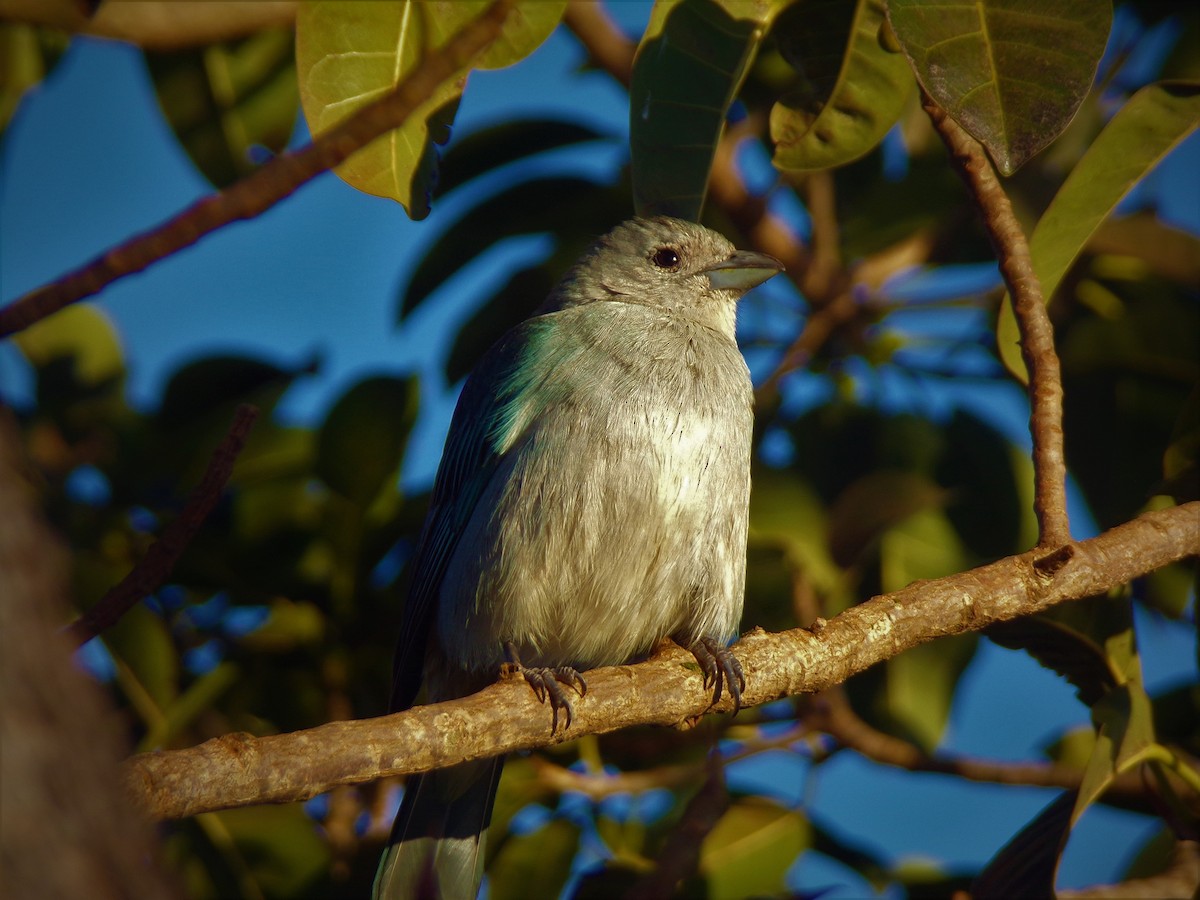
xmin=690 ymin=637 xmax=745 ymax=714
xmin=504 ymin=642 xmax=587 ymax=732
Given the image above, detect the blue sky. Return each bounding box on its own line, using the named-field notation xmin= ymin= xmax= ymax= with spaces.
xmin=1 ymin=4 xmax=1196 ymax=895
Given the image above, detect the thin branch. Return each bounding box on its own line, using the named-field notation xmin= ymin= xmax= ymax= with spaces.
xmin=64 ymin=405 xmax=259 ymax=648
xmin=122 ymin=501 xmax=1200 ymax=820
xmin=815 ymin=688 xmax=1155 ymax=811
xmin=0 ymin=0 xmax=517 ymax=338
xmin=922 ymin=93 xmax=1071 ymax=548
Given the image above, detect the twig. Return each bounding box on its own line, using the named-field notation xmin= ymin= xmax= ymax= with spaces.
xmin=922 ymin=92 xmax=1071 ymax=548
xmin=121 ymin=501 xmax=1199 ymax=820
xmin=0 ymin=0 xmax=517 ymax=338
xmin=815 ymin=688 xmax=1156 ymax=811
xmin=65 ymin=405 xmax=259 ymax=647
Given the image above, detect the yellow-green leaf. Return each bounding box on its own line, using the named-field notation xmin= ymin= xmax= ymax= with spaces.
xmin=14 ymin=305 xmax=124 ymax=387
xmin=771 ymin=0 xmax=913 ymax=172
xmin=296 ymin=0 xmax=565 ymax=218
xmin=998 ymin=82 xmax=1200 ymax=382
xmin=886 ymin=0 xmax=1112 ymax=175
xmin=700 ymin=798 xmax=810 ymax=900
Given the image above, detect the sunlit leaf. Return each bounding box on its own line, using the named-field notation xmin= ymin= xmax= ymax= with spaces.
xmin=997 ymin=81 xmax=1200 ymax=382
xmin=771 ymin=0 xmax=913 ymax=172
xmin=145 ymin=29 xmax=299 ymax=187
xmin=296 ymin=0 xmax=566 ymax=218
xmin=886 ymin=0 xmax=1112 ymax=174
xmin=14 ymin=305 xmax=124 ymax=388
xmin=699 ymin=798 xmax=809 ymax=899
xmin=315 ymin=375 xmax=419 ymax=506
xmin=630 ymin=0 xmax=788 ymax=219
xmin=0 ymin=22 xmax=68 ymax=134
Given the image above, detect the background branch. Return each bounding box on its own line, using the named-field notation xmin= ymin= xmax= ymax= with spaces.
xmin=123 ymin=501 xmax=1199 ymax=820
xmin=0 ymin=0 xmax=517 ymax=338
xmin=65 ymin=404 xmax=258 ymax=648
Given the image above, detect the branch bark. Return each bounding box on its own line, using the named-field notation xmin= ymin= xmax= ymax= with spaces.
xmin=124 ymin=501 xmax=1200 ymax=820
xmin=923 ymin=94 xmax=1071 ymax=548
xmin=0 ymin=0 xmax=517 ymax=338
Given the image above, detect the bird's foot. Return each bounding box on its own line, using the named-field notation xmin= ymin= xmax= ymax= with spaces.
xmin=503 ymin=642 xmax=587 ymax=733
xmin=689 ymin=637 xmax=745 ymax=714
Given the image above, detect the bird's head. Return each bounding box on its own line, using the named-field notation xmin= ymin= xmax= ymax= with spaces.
xmin=547 ymin=216 xmax=783 ymax=339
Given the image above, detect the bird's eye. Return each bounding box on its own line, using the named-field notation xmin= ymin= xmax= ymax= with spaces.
xmin=651 ymin=247 xmax=682 ymax=269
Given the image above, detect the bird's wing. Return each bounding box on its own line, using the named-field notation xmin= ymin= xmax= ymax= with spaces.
xmin=389 ymin=315 xmax=578 ymax=710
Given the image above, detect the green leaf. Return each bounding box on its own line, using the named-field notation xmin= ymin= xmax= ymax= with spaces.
xmin=699 ymin=798 xmax=809 ymax=900
xmin=828 ymin=469 xmax=948 ymax=567
xmin=997 ymin=81 xmax=1200 ymax=382
xmin=145 ymin=29 xmax=299 ymax=187
xmin=630 ymin=0 xmax=788 ymax=220
xmin=296 ymin=0 xmax=566 ymax=218
xmin=214 ymin=804 xmax=331 ymax=897
xmin=1073 ymin=676 xmax=1156 ymax=823
xmin=315 ymin=375 xmax=419 ymax=506
xmin=140 ymin=661 xmax=240 ymax=751
xmin=886 ymin=0 xmax=1112 ymax=175
xmin=488 ymin=818 xmax=579 ymax=900
xmin=105 ymin=602 xmax=180 ymax=712
xmin=771 ymin=0 xmax=913 ymax=172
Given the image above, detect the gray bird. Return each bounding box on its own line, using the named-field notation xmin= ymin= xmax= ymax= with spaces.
xmin=374 ymin=216 xmax=782 ymax=899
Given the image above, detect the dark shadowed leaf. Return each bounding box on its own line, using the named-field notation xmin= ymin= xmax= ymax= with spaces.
xmin=445 ymin=265 xmax=553 ymax=382
xmin=828 ymin=470 xmax=947 ymax=567
xmin=434 ymin=118 xmax=611 ymax=199
xmin=145 ymin=29 xmax=298 ymax=187
xmin=296 ymin=0 xmax=566 ymax=218
xmin=630 ymin=0 xmax=787 ymax=219
xmin=972 ymin=790 xmax=1075 ymax=900
xmin=215 ymin=804 xmax=331 ymax=897
xmin=315 ymin=375 xmax=419 ymax=506
xmin=488 ymin=818 xmax=579 ymax=900
xmin=397 ymin=176 xmax=627 ymax=320
xmin=886 ymin=0 xmax=1112 ymax=174
xmin=998 ymin=82 xmax=1200 ymax=382
xmin=986 ymin=613 xmax=1118 ymax=707
xmin=158 ymin=355 xmax=306 ymax=430
xmin=771 ymin=0 xmax=913 ymax=172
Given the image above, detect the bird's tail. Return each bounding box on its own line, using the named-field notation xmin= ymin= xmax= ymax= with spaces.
xmin=373 ymin=756 xmax=504 ymax=900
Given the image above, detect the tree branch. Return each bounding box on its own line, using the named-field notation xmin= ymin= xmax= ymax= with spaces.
xmin=64 ymin=404 xmax=258 ymax=648
xmin=123 ymin=501 xmax=1199 ymax=820
xmin=923 ymin=93 xmax=1071 ymax=548
xmin=0 ymin=0 xmax=517 ymax=338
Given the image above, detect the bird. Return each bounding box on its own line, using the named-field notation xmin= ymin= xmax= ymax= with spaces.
xmin=374 ymin=216 xmax=783 ymax=899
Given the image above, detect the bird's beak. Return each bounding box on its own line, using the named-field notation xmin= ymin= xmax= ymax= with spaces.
xmin=702 ymin=250 xmax=784 ymax=292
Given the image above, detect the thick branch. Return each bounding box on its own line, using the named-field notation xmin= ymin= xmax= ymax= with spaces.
xmin=0 ymin=0 xmax=517 ymax=338
xmin=124 ymin=502 xmax=1199 ymax=820
xmin=923 ymin=95 xmax=1070 ymax=548
xmin=64 ymin=405 xmax=257 ymax=647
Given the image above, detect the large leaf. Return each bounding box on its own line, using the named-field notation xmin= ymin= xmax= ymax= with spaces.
xmin=886 ymin=0 xmax=1112 ymax=175
xmin=998 ymin=82 xmax=1200 ymax=382
xmin=630 ymin=0 xmax=788 ymax=220
xmin=315 ymin=375 xmax=419 ymax=506
xmin=145 ymin=29 xmax=299 ymax=188
xmin=699 ymin=798 xmax=810 ymax=900
xmin=296 ymin=0 xmax=566 ymax=218
xmin=771 ymin=0 xmax=914 ymax=172
xmin=488 ymin=818 xmax=579 ymax=900
xmin=14 ymin=305 xmax=124 ymax=388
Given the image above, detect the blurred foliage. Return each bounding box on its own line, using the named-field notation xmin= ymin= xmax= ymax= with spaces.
xmin=4 ymin=0 xmax=1199 ymax=897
